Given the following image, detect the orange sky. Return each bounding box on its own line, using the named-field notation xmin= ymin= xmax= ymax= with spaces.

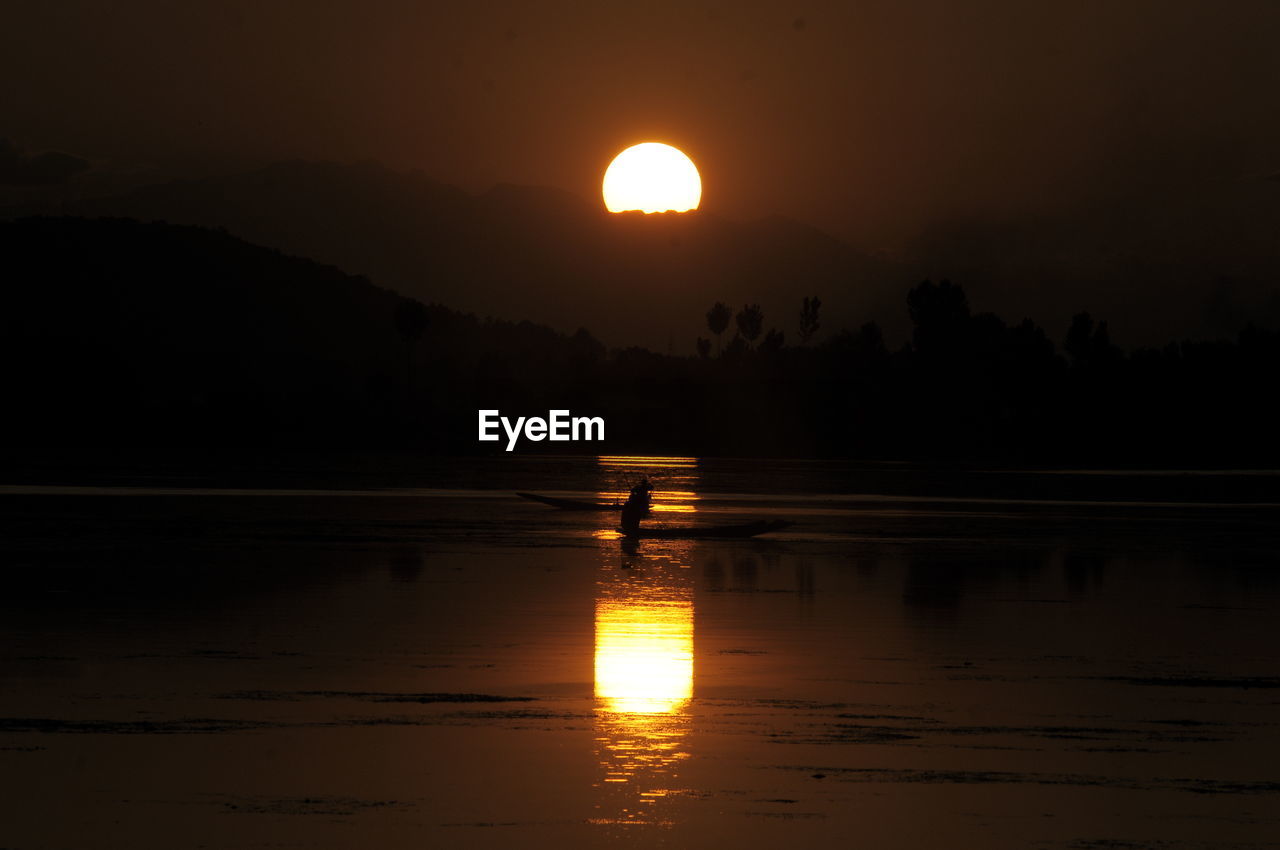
xmin=5 ymin=0 xmax=1279 ymax=250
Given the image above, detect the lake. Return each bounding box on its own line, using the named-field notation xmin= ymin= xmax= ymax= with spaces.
xmin=2 ymin=455 xmax=1279 ymax=848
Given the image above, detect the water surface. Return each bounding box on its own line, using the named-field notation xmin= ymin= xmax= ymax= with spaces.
xmin=3 ymin=456 xmax=1278 ymax=848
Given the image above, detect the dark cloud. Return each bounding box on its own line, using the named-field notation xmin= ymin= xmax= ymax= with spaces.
xmin=0 ymin=139 xmax=90 ymax=186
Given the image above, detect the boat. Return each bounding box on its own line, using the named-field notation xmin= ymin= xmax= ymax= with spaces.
xmin=516 ymin=492 xmax=623 ymax=511
xmin=619 ymin=520 xmax=792 ymax=540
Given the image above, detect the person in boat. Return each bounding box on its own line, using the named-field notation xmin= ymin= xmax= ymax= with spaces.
xmin=632 ymin=477 xmax=653 ymax=511
xmin=619 ymin=477 xmax=653 ymax=535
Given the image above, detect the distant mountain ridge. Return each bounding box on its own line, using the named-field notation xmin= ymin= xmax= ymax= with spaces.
xmin=7 ymin=215 xmax=1279 ymax=464
xmin=0 ymin=215 xmax=609 ymax=449
xmin=11 ymin=160 xmax=900 ymax=350
xmin=7 ymin=158 xmax=1279 ymax=348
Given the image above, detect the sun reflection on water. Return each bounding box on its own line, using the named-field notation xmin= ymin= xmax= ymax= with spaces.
xmin=592 ymin=553 xmax=694 ymax=825
xmin=595 ymin=596 xmax=692 ymax=714
xmin=596 ymin=455 xmax=701 ymax=516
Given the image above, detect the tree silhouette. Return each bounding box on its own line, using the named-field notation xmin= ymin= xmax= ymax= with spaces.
xmin=759 ymin=327 xmax=785 ymax=355
xmin=14 ymin=216 xmax=1280 ymax=465
xmin=827 ymin=321 xmax=887 ymax=362
xmin=907 ymin=279 xmax=969 ymax=356
xmin=706 ymin=302 xmax=731 ymax=355
xmin=799 ymin=296 xmax=822 ymax=344
xmin=736 ymin=303 xmax=764 ymax=347
xmin=394 ymin=297 xmax=428 ymax=344
xmin=570 ymin=326 xmax=606 ymax=372
xmin=1064 ymin=312 xmax=1118 ymax=369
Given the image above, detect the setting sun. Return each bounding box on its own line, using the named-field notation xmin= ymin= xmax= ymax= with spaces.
xmin=602 ymin=142 xmax=701 ymax=213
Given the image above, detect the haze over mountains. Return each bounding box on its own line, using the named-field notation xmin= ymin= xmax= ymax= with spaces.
xmin=7 ymin=160 xmax=896 ymax=351
xmin=6 ymin=158 xmax=1279 ymax=350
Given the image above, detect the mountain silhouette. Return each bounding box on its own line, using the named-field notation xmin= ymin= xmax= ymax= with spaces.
xmin=9 ymin=160 xmax=900 ymax=350
xmin=0 ymin=216 xmax=608 ymax=449
xmin=6 ymin=215 xmax=1279 ymax=466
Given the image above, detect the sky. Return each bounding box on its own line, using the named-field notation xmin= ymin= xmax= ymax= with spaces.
xmin=5 ymin=0 xmax=1278 ymax=246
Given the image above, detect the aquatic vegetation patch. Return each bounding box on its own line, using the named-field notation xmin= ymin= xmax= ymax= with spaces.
xmin=217 ymin=795 xmax=409 ymax=816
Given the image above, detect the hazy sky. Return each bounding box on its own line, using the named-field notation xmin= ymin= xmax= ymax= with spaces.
xmin=4 ymin=0 xmax=1279 ymax=249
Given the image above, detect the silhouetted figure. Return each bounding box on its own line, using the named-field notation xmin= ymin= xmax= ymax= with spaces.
xmin=619 ymin=477 xmax=653 ymax=535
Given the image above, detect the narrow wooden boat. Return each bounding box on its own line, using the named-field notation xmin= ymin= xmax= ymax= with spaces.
xmin=516 ymin=492 xmax=622 ymax=511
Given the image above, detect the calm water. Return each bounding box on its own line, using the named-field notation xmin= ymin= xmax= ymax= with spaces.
xmin=3 ymin=456 xmax=1279 ymax=849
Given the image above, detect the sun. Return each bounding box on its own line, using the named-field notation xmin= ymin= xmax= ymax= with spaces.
xmin=602 ymin=142 xmax=701 ymax=214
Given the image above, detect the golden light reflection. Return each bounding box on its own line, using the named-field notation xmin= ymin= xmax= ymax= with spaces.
xmin=597 ymin=455 xmax=699 ymax=469
xmin=592 ymin=557 xmax=694 ymax=825
xmin=595 ymin=492 xmax=700 ymax=514
xmin=595 ymin=599 xmax=692 ymax=714
xmin=596 ymin=456 xmax=702 ymax=517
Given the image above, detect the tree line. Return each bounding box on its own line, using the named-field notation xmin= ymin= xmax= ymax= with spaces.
xmin=643 ymin=279 xmax=1279 ymax=464
xmin=5 ymin=216 xmax=1277 ymax=465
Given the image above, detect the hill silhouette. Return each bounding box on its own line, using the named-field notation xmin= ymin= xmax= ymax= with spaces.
xmin=1 ymin=216 xmax=615 ymax=450
xmin=7 ymin=215 xmax=1280 ymax=466
xmin=13 ymin=160 xmax=899 ymax=351
xmin=12 ymin=158 xmax=1280 ymax=351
